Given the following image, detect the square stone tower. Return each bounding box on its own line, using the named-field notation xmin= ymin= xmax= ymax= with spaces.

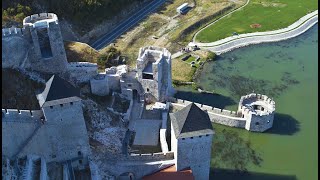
xmin=36 ymin=75 xmax=90 ymax=166
xmin=2 ymin=13 xmax=68 ymax=74
xmin=170 ymin=103 xmax=214 ymax=180
xmin=23 ymin=13 xmax=68 ymax=73
xmin=136 ymin=46 xmax=175 ymax=102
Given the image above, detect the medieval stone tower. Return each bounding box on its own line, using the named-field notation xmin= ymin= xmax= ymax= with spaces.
xmin=136 ymin=46 xmax=175 ymax=102
xmin=237 ymin=93 xmax=275 ymax=132
xmin=170 ymin=103 xmax=214 ymax=180
xmin=36 ymin=75 xmax=90 ymax=165
xmin=2 ymin=13 xmax=68 ymax=74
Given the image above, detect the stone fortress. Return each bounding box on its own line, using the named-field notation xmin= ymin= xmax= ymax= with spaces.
xmin=2 ymin=13 xmax=68 ymax=74
xmin=2 ymin=13 xmax=276 ymax=179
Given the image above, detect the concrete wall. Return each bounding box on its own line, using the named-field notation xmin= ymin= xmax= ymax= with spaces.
xmin=176 ymin=135 xmax=213 ymax=180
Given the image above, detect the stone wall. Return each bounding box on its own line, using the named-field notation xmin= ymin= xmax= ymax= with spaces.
xmin=171 ymin=95 xmax=275 ymax=132
xmin=176 ymin=134 xmax=213 ymax=180
xmin=2 ymin=101 xmax=90 ymax=164
xmin=160 ymin=111 xmax=169 ymax=153
xmin=90 ymin=75 xmax=109 ymax=96
xmin=2 ymin=27 xmax=24 ymax=37
xmin=2 ymin=13 xmax=68 ymax=74
xmin=136 ymin=46 xmax=174 ymax=102
xmin=172 ymin=99 xmax=246 ymax=128
xmin=68 ymin=62 xmax=98 ymax=84
xmin=40 ymin=157 xmax=48 ymax=180
xmin=2 ymin=109 xmax=44 ymax=121
xmin=238 ymin=93 xmax=275 ymax=132
xmin=128 ymin=152 xmax=174 ymax=161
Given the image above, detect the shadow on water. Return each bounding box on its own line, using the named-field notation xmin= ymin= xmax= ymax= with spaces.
xmin=174 ymin=90 xmax=236 ymax=109
xmin=265 ymin=113 xmax=300 ymax=135
xmin=210 ymin=168 xmax=297 ymax=180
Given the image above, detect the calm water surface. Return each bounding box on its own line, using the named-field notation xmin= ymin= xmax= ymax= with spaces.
xmin=175 ymin=24 xmax=318 ymax=180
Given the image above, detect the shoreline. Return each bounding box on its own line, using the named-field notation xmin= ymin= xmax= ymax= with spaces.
xmin=190 ymin=10 xmax=318 ymax=55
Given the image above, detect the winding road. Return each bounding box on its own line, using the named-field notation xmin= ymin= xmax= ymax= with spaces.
xmin=90 ymin=0 xmax=166 ymax=50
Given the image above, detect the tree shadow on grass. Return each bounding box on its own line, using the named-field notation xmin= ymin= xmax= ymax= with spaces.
xmin=174 ymin=90 xmax=236 ymax=109
xmin=264 ymin=113 xmax=300 ymax=136
xmin=210 ymin=168 xmax=297 ymax=180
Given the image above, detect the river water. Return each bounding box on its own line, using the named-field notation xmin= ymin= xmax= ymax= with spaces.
xmin=174 ymin=24 xmax=318 ymax=180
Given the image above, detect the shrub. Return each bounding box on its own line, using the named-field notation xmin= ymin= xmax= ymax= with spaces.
xmin=206 ymin=51 xmax=216 ymax=61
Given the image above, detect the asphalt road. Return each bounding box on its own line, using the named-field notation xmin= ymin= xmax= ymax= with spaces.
xmin=90 ymin=0 xmax=166 ymax=50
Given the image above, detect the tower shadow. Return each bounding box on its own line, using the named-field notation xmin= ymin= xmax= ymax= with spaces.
xmin=210 ymin=168 xmax=297 ymax=180
xmin=174 ymin=90 xmax=236 ymax=109
xmin=264 ymin=113 xmax=300 ymax=135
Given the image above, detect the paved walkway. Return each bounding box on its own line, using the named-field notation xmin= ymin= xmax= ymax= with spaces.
xmin=189 ymin=10 xmax=318 ymax=55
xmin=128 ymin=98 xmax=143 ymax=131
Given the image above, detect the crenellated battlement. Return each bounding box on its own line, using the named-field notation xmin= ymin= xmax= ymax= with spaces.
xmin=2 ymin=27 xmax=25 ymax=38
xmin=2 ymin=109 xmax=43 ymax=122
xmin=238 ymin=93 xmax=275 ymax=116
xmin=137 ymin=46 xmax=171 ymax=63
xmin=128 ymin=151 xmax=174 ymax=161
xmin=171 ymin=93 xmax=275 ymax=132
xmin=174 ymin=98 xmax=239 ymax=117
xmin=23 ymin=13 xmax=58 ymax=28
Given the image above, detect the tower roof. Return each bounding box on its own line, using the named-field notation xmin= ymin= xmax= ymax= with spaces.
xmin=37 ymin=75 xmax=81 ymax=107
xmin=170 ymin=103 xmax=214 ymax=138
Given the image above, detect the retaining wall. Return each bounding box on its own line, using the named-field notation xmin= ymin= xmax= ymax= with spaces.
xmin=201 ymin=11 xmax=318 ymax=54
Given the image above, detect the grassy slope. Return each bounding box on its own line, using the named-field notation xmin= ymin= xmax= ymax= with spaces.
xmin=172 ymin=58 xmax=195 ymax=82
xmin=196 ymin=0 xmax=318 ymax=42
xmin=65 ymin=41 xmax=100 ymax=63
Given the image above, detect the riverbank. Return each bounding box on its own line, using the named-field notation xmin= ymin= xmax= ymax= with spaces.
xmin=195 ymin=0 xmax=318 ymax=43
xmin=190 ymin=10 xmax=318 ymax=55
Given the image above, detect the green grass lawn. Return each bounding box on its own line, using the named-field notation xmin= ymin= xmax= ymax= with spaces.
xmin=196 ymin=0 xmax=318 ymax=42
xmin=185 ymin=55 xmax=207 ymax=68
